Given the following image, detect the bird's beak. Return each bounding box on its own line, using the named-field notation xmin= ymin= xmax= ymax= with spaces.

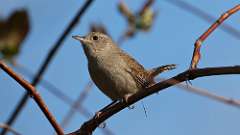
xmin=72 ymin=35 xmax=85 ymax=42
xmin=72 ymin=35 xmax=91 ymax=45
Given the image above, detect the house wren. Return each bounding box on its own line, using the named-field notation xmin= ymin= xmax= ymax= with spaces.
xmin=73 ymin=32 xmax=176 ymax=103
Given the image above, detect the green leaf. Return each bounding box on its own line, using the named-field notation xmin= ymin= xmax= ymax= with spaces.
xmin=0 ymin=9 xmax=30 ymax=61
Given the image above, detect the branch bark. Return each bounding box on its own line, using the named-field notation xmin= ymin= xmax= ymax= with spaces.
xmin=190 ymin=4 xmax=240 ymax=69
xmin=68 ymin=65 xmax=240 ymax=135
xmin=0 ymin=61 xmax=64 ymax=135
xmin=0 ymin=123 xmax=21 ymax=135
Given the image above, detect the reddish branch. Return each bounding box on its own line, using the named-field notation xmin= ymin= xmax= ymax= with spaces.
xmin=0 ymin=61 xmax=64 ymax=135
xmin=164 ymin=0 xmax=240 ymax=40
xmin=0 ymin=1 xmax=94 ymax=135
xmin=67 ymin=66 xmax=240 ymax=135
xmin=190 ymin=4 xmax=240 ymax=69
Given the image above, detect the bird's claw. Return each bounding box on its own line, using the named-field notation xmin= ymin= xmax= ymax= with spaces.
xmin=94 ymin=111 xmax=102 ymax=119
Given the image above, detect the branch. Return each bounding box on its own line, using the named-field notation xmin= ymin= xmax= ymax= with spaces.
xmin=139 ymin=0 xmax=155 ymax=15
xmin=67 ymin=65 xmax=240 ymax=135
xmin=0 ymin=123 xmax=21 ymax=135
xmin=0 ymin=61 xmax=64 ymax=135
xmin=158 ymin=78 xmax=240 ymax=108
xmin=1 ymin=1 xmax=94 ymax=134
xmin=60 ymin=81 xmax=93 ymax=128
xmin=190 ymin=4 xmax=240 ymax=69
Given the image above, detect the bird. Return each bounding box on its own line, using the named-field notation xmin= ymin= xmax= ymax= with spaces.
xmin=73 ymin=32 xmax=176 ymax=106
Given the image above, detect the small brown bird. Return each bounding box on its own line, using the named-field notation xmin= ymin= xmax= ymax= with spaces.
xmin=73 ymin=32 xmax=175 ymax=103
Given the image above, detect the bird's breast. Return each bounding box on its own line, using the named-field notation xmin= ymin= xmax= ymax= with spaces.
xmin=88 ymin=55 xmax=139 ymax=100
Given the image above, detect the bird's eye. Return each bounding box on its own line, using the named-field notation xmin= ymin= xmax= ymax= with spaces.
xmin=92 ymin=35 xmax=99 ymax=41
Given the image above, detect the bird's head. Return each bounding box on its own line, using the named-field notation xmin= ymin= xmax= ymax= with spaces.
xmin=73 ymin=32 xmax=116 ymax=59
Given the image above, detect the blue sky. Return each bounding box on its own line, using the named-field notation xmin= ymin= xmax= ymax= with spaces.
xmin=0 ymin=0 xmax=240 ymax=135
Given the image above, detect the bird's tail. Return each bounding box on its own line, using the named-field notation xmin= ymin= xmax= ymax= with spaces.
xmin=148 ymin=64 xmax=176 ymax=77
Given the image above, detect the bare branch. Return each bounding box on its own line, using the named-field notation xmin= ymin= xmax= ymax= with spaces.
xmin=61 ymin=81 xmax=93 ymax=128
xmin=0 ymin=61 xmax=64 ymax=135
xmin=139 ymin=0 xmax=155 ymax=15
xmin=1 ymin=1 xmax=94 ymax=134
xmin=158 ymin=78 xmax=240 ymax=108
xmin=67 ymin=66 xmax=240 ymax=135
xmin=0 ymin=123 xmax=21 ymax=135
xmin=190 ymin=4 xmax=240 ymax=69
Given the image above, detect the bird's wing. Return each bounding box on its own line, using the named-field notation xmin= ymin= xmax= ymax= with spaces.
xmin=119 ymin=51 xmax=153 ymax=88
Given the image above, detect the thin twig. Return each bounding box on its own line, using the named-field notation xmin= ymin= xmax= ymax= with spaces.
xmin=164 ymin=0 xmax=240 ymax=40
xmin=180 ymin=83 xmax=240 ymax=107
xmin=190 ymin=4 xmax=240 ymax=69
xmin=139 ymin=0 xmax=155 ymax=15
xmin=0 ymin=1 xmax=94 ymax=135
xmin=0 ymin=123 xmax=21 ymax=135
xmin=0 ymin=61 xmax=64 ymax=135
xmin=60 ymin=81 xmax=93 ymax=128
xmin=67 ymin=66 xmax=240 ymax=135
xmin=158 ymin=78 xmax=240 ymax=108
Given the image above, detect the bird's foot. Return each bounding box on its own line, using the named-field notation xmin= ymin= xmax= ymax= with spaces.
xmin=94 ymin=100 xmax=118 ymax=120
xmin=122 ymin=93 xmax=133 ymax=104
xmin=122 ymin=94 xmax=135 ymax=109
xmin=94 ymin=111 xmax=102 ymax=119
xmin=94 ymin=111 xmax=107 ymax=128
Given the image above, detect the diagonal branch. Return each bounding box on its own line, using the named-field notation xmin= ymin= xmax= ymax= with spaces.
xmin=158 ymin=78 xmax=240 ymax=108
xmin=67 ymin=65 xmax=240 ymax=135
xmin=0 ymin=61 xmax=64 ymax=135
xmin=190 ymin=4 xmax=240 ymax=69
xmin=0 ymin=1 xmax=94 ymax=135
xmin=0 ymin=123 xmax=21 ymax=135
xmin=139 ymin=0 xmax=155 ymax=15
xmin=60 ymin=81 xmax=93 ymax=128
